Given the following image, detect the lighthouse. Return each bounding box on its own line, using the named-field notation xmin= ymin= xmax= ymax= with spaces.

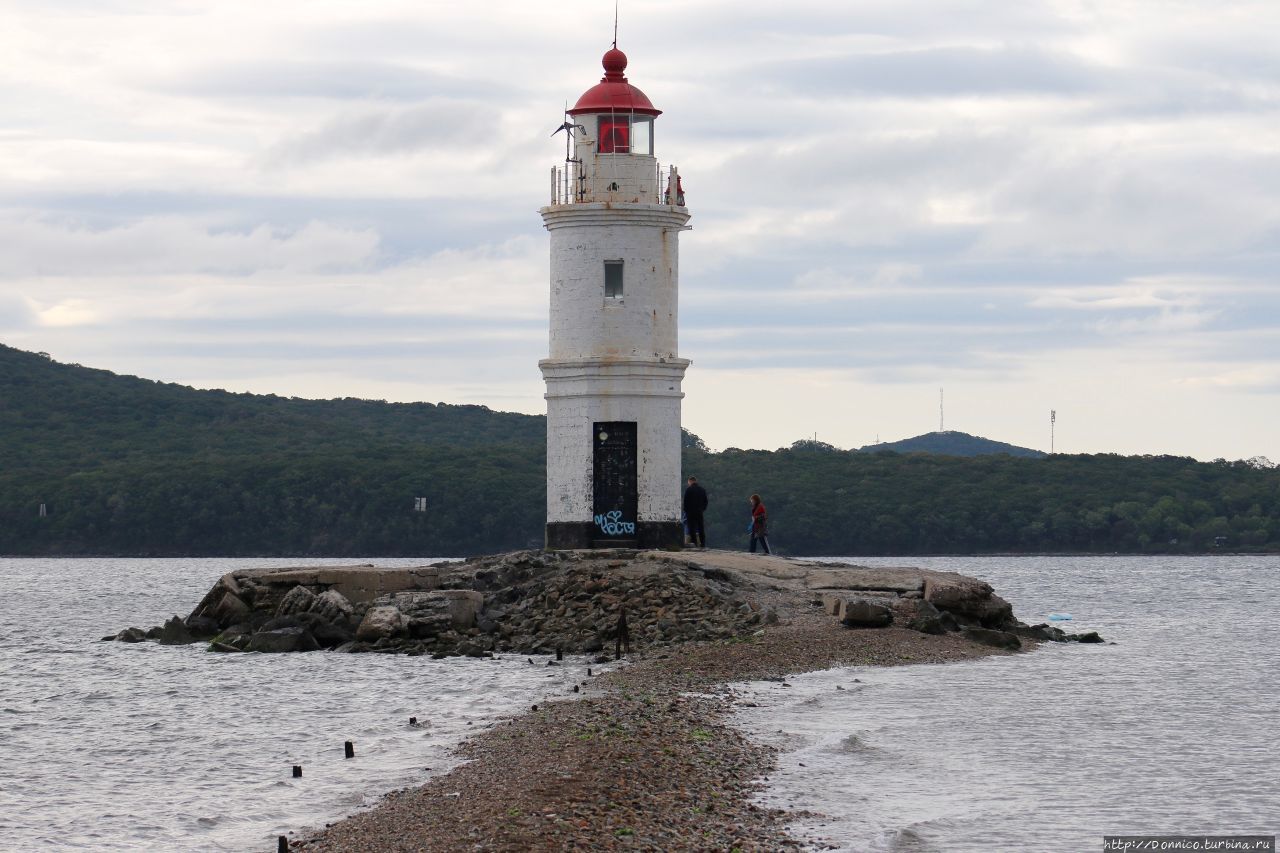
xmin=540 ymin=45 xmax=690 ymax=550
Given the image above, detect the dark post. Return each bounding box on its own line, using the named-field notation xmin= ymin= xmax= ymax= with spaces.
xmin=278 ymin=836 xmax=289 ymax=852
xmin=344 ymin=741 xmax=355 ymax=759
xmin=291 ymin=765 xmax=302 ymax=778
xmin=409 ymin=717 xmax=418 ymax=726
xmin=614 ymin=606 xmax=631 ymax=658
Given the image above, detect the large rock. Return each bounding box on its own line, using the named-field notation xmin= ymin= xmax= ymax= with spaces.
xmin=247 ymin=627 xmax=320 ymax=653
xmin=924 ymin=577 xmax=1014 ymax=628
xmin=962 ymin=627 xmax=1021 ymax=650
xmin=210 ymin=591 xmax=251 ymax=627
xmin=275 ymin=585 xmax=317 ymax=618
xmin=265 ymin=610 xmax=354 ymax=648
xmin=907 ymin=600 xmax=959 ymax=635
xmin=157 ymin=615 xmax=197 ymax=645
xmin=356 ymin=605 xmax=406 ymax=642
xmin=309 ymin=589 xmax=354 ymax=625
xmin=431 ymin=590 xmax=484 ymax=630
xmin=923 ymin=576 xmax=991 ymax=608
xmin=114 ymin=627 xmax=147 ymax=643
xmin=184 ymin=615 xmax=220 ymax=638
xmin=308 ymin=618 xmax=355 ymax=649
xmin=368 ymin=590 xmax=484 ymax=641
xmin=840 ymin=599 xmax=894 ymax=629
xmin=1014 ymin=623 xmax=1067 ymax=642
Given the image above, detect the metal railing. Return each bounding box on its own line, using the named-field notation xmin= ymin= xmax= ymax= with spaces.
xmin=549 ymin=163 xmax=684 ymax=207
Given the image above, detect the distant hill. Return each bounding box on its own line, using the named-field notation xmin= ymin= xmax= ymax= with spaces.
xmin=0 ymin=343 xmax=548 ymax=555
xmin=3 ymin=343 xmax=1277 ymax=556
xmin=858 ymin=430 xmax=1045 ymax=458
xmin=0 ymin=343 xmax=545 ymax=473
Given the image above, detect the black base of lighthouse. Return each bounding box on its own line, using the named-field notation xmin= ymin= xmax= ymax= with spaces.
xmin=545 ymin=521 xmax=684 ymax=551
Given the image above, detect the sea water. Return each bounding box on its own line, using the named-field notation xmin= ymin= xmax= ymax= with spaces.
xmin=0 ymin=558 xmax=596 ymax=852
xmin=732 ymin=556 xmax=1280 ymax=852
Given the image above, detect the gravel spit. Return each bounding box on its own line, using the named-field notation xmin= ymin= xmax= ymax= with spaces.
xmin=294 ymin=612 xmax=1015 ymax=851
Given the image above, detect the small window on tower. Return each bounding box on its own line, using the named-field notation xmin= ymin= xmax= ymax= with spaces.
xmin=604 ymin=260 xmax=624 ymax=298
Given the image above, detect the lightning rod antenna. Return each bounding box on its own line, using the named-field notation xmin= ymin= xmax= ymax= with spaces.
xmin=613 ymin=1 xmax=619 ymax=48
xmin=1050 ymin=409 xmax=1056 ymax=454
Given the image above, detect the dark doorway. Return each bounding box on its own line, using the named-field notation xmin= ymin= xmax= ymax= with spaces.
xmin=592 ymin=421 xmax=638 ymax=543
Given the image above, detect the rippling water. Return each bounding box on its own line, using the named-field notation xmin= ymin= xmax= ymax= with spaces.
xmin=732 ymin=556 xmax=1280 ymax=852
xmin=0 ymin=558 xmax=597 ymax=852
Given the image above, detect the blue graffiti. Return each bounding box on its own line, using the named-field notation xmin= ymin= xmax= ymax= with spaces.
xmin=594 ymin=510 xmax=636 ymax=536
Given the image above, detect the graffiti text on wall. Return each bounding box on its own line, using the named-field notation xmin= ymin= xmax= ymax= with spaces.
xmin=595 ymin=510 xmax=636 ymax=536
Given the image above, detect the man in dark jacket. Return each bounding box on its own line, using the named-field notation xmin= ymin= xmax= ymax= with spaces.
xmin=683 ymin=476 xmax=709 ymax=548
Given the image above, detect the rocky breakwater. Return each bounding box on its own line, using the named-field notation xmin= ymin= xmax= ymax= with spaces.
xmin=792 ymin=560 xmax=1105 ymax=649
xmin=109 ymin=550 xmax=776 ymax=658
xmin=110 ymin=549 xmax=1102 ymax=658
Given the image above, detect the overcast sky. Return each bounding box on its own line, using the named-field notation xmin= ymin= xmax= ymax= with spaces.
xmin=2 ymin=0 xmax=1278 ymax=460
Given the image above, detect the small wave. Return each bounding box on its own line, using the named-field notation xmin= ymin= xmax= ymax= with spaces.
xmin=887 ymin=826 xmax=936 ymax=852
xmin=835 ymin=733 xmax=877 ymax=754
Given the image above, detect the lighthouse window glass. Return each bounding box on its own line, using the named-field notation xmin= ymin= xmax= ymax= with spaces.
xmin=604 ymin=260 xmax=624 ymax=298
xmin=598 ymin=116 xmax=630 ymax=154
xmin=631 ymin=117 xmax=652 ymax=155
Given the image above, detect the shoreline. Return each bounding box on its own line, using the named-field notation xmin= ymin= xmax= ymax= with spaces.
xmin=293 ymin=612 xmax=1026 ymax=851
xmin=6 ymin=549 xmax=1278 ymax=560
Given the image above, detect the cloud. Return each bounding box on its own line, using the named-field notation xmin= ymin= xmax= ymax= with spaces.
xmin=160 ymin=61 xmax=493 ymax=101
xmin=0 ymin=295 xmax=35 ymax=331
xmin=757 ymin=46 xmax=1106 ymax=97
xmin=0 ymin=216 xmax=380 ymax=277
xmin=3 ymin=0 xmax=1280 ymax=460
xmin=265 ymin=101 xmax=492 ymax=165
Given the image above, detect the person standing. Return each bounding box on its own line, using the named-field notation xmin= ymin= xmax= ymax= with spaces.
xmin=683 ymin=476 xmax=709 ymax=548
xmin=748 ymin=493 xmax=771 ymax=554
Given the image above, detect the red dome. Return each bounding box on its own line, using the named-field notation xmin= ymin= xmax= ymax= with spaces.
xmin=568 ymin=47 xmax=661 ymax=117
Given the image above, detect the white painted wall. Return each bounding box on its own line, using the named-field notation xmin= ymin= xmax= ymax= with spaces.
xmin=543 ymin=204 xmax=688 ymax=361
xmin=542 ymin=360 xmax=688 ymax=524
xmin=539 ymin=198 xmax=691 ymax=531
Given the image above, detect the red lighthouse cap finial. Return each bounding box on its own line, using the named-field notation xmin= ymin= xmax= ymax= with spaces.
xmin=568 ymin=46 xmax=661 ymax=117
xmin=602 ymin=47 xmax=627 ymax=79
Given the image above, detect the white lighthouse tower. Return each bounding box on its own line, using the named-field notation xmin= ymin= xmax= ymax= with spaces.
xmin=540 ymin=45 xmax=690 ymax=550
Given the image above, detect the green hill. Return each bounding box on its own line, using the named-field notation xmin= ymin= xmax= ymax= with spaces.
xmin=0 ymin=344 xmax=547 ymax=555
xmin=685 ymin=442 xmax=1277 ymax=554
xmin=2 ymin=343 xmax=1277 ymax=556
xmin=857 ymin=430 xmax=1045 ymax=458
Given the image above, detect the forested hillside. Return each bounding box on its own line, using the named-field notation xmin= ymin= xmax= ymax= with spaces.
xmin=687 ymin=443 xmax=1278 ymax=554
xmin=3 ymin=344 xmax=1277 ymax=556
xmin=0 ymin=344 xmax=545 ymax=555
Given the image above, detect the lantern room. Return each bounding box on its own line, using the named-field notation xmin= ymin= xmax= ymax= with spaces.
xmin=570 ymin=47 xmax=659 ymax=156
xmin=550 ymin=47 xmax=682 ymax=207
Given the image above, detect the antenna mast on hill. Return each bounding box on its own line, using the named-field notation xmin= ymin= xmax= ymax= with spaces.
xmin=939 ymin=387 xmax=944 ymax=432
xmin=1050 ymin=409 xmax=1056 ymax=454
